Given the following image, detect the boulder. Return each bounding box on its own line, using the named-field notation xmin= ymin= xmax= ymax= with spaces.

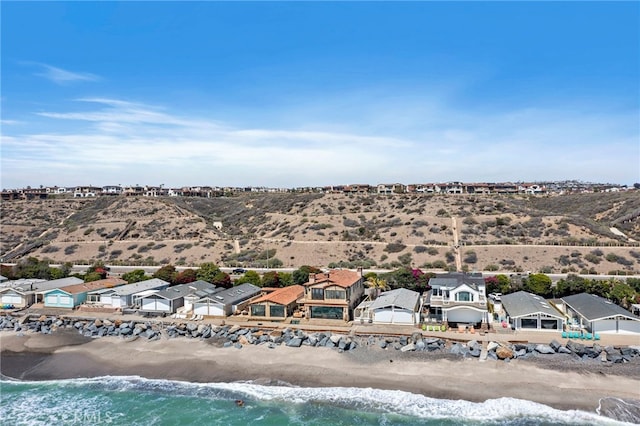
xmin=186 ymin=323 xmax=198 ymax=332
xmin=549 ymin=340 xmax=562 ymax=352
xmin=426 ymin=343 xmax=441 ymax=352
xmin=469 ymin=347 xmax=481 ymax=357
xmin=450 ymin=343 xmax=465 ymax=355
xmin=415 ymin=340 xmax=426 ymax=351
xmin=604 ymin=346 xmax=620 ymax=356
xmin=268 ymin=342 xmax=277 ymax=349
xmin=584 ymin=348 xmax=601 ymax=358
xmin=94 ymin=319 xmax=103 ymax=328
xmin=103 ymin=319 xmax=113 ymax=327
xmin=114 ymin=319 xmax=123 ymax=327
xmin=238 ymin=335 xmax=249 ymax=345
xmin=566 ymin=340 xmax=586 ymax=356
xmin=557 ymin=346 xmax=571 ymax=354
xmin=535 ymin=344 xmax=556 ymax=355
xmin=467 ymin=340 xmax=479 ymax=350
xmin=399 ymin=336 xmax=408 ymax=346
xmin=621 ymin=347 xmax=637 ymax=357
xmin=329 ymin=335 xmax=342 ymax=344
xmin=400 ymin=343 xmax=416 ymax=352
xmin=378 ymin=340 xmax=388 ymax=349
xmin=234 ymin=343 xmax=243 ymax=349
xmin=410 ymin=332 xmax=423 ymax=344
xmin=223 ymin=341 xmax=232 ymax=348
xmin=496 ymin=346 xmax=514 ymax=360
xmin=515 ymin=348 xmax=527 ymax=358
xmin=287 ymin=338 xmax=303 ymax=348
xmin=487 ymin=341 xmax=499 ymax=352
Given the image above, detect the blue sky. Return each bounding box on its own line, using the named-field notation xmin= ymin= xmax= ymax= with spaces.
xmin=2 ymin=2 xmax=638 ymax=188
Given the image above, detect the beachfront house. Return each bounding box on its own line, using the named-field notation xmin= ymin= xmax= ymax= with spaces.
xmin=298 ymin=269 xmax=365 ymax=321
xmin=193 ymin=283 xmax=261 ymax=317
xmin=138 ymin=281 xmax=220 ymax=315
xmin=248 ymin=285 xmax=305 ymax=320
xmin=43 ymin=278 xmax=127 ymax=309
xmin=424 ymin=272 xmax=489 ymax=328
xmin=500 ymin=291 xmax=565 ymax=331
xmin=354 ymin=288 xmax=421 ymax=325
xmin=86 ymin=278 xmax=170 ymax=309
xmin=31 ymin=277 xmax=86 ymax=304
xmin=560 ymin=293 xmax=640 ymax=334
xmin=0 ymin=278 xmax=48 ymax=308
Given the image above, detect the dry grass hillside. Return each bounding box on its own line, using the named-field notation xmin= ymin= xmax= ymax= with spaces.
xmin=1 ymin=191 xmax=639 ymax=274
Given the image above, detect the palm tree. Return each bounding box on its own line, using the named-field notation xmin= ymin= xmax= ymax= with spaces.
xmin=366 ymin=277 xmax=389 ymax=299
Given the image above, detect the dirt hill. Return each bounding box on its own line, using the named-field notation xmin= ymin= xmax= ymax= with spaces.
xmin=1 ymin=192 xmax=639 ymax=274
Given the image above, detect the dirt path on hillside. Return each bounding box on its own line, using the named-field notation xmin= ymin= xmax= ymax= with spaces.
xmin=451 ymin=216 xmax=462 ymax=271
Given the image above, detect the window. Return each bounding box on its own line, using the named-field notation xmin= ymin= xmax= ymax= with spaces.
xmin=325 ymin=289 xmax=346 ymax=300
xmin=310 ymin=306 xmax=344 ymax=320
xmin=456 ymin=291 xmax=473 ymax=302
xmin=251 ymin=305 xmax=266 ymax=316
xmin=311 ymin=288 xmax=324 ymax=300
xmin=270 ymin=305 xmax=285 ymax=317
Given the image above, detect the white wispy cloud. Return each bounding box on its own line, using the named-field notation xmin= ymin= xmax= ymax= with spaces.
xmin=33 ymin=63 xmax=100 ymax=85
xmin=1 ymin=96 xmax=638 ymax=188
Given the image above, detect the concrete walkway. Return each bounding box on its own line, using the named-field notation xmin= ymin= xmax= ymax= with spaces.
xmin=14 ymin=306 xmax=640 ymax=347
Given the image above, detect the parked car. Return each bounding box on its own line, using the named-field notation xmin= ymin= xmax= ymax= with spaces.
xmin=232 ymin=268 xmax=246 ymax=274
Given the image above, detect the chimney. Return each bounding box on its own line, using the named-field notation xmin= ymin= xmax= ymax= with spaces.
xmin=309 ymin=274 xmax=316 ymax=284
xmin=357 ymin=267 xmax=363 ymax=277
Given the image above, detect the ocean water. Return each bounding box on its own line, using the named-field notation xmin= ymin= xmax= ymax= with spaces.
xmin=0 ymin=376 xmax=632 ymax=426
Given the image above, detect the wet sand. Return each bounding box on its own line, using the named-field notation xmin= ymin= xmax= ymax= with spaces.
xmin=2 ymin=331 xmax=640 ymax=416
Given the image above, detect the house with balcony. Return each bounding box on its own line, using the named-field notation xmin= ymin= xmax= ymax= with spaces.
xmin=424 ymin=272 xmax=489 ymax=328
xmin=299 ymin=269 xmax=364 ymax=321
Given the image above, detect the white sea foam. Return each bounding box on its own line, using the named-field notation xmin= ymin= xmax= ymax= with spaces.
xmin=1 ymin=376 xmax=635 ymax=425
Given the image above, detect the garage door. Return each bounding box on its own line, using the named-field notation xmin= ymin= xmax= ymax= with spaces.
xmin=112 ymin=297 xmax=122 ymax=308
xmin=142 ymin=298 xmax=157 ymax=311
xmin=447 ymin=308 xmax=482 ymax=324
xmin=45 ymin=294 xmax=58 ymax=305
xmin=373 ymin=309 xmax=393 ymax=323
xmin=195 ymin=304 xmax=224 ymax=316
xmin=594 ymin=319 xmax=617 ymax=334
xmin=59 ymin=295 xmax=72 ymax=306
xmin=619 ymin=319 xmax=640 ymax=334
xmin=101 ymin=295 xmax=113 ymax=306
xmin=392 ymin=310 xmax=414 ymax=324
xmin=2 ymin=294 xmax=22 ymax=305
xmin=156 ymin=299 xmax=171 ymax=312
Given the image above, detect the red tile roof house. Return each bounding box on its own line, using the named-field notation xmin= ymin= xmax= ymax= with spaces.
xmin=43 ymin=278 xmax=127 ymax=309
xmin=298 ymin=269 xmax=365 ymax=321
xmin=248 ymin=285 xmax=305 ymax=320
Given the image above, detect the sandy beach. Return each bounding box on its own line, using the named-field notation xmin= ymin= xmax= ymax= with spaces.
xmin=2 ymin=330 xmax=639 ymax=415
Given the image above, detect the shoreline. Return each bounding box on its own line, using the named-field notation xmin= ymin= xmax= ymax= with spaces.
xmin=2 ymin=331 xmax=640 ymax=418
